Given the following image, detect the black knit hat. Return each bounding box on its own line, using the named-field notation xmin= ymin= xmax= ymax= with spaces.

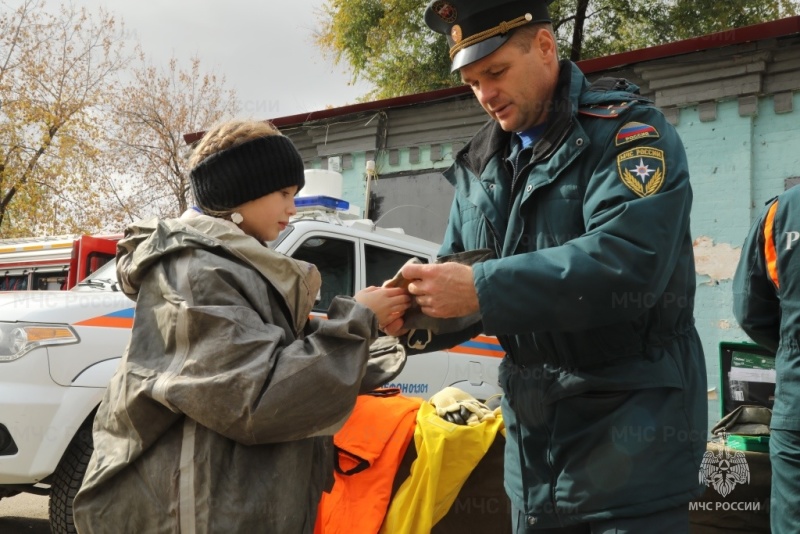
xmin=189 ymin=135 xmax=306 ymax=213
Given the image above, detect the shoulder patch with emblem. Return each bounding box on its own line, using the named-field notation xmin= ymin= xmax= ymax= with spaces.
xmin=615 ymin=122 xmax=659 ymax=146
xmin=617 ymin=147 xmax=666 ymax=197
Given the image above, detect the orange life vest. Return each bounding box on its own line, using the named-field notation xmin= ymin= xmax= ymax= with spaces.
xmin=315 ymin=389 xmax=423 ymax=534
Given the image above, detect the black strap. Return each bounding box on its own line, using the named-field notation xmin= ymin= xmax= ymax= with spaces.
xmin=365 ymin=387 xmax=401 ymax=398
xmin=589 ymin=77 xmax=636 ymax=93
xmin=333 ymin=447 xmax=371 ymax=476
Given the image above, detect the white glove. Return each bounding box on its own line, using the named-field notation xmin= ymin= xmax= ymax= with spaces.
xmin=429 ymin=387 xmax=496 ymax=426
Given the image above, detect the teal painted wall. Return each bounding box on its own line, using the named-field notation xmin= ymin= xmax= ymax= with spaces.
xmin=675 ymin=101 xmax=754 ymax=430
xmin=752 ymin=93 xmax=800 ymax=211
xmin=675 ymin=93 xmax=799 ymax=432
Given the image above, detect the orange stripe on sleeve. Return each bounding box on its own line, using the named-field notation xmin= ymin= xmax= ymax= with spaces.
xmin=764 ymin=200 xmax=780 ymax=289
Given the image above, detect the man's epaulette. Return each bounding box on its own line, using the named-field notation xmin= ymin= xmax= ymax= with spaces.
xmin=578 ymin=101 xmax=635 ymax=119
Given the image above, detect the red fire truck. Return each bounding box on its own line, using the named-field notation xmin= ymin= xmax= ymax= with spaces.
xmin=0 ymin=234 xmax=119 ymax=291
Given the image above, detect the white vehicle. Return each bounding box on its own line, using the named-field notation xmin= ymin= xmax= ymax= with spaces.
xmin=0 ymin=195 xmax=503 ymax=533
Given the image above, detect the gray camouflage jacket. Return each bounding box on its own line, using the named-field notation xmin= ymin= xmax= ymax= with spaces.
xmin=74 ymin=210 xmax=382 ymax=534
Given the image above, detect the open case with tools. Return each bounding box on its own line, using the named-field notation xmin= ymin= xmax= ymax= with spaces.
xmin=717 ymin=342 xmax=775 ymax=452
xmin=690 ymin=341 xmax=776 ymax=534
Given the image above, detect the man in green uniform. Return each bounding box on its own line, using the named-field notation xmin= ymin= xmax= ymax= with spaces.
xmin=385 ymin=0 xmax=708 ymax=531
xmin=733 ymin=185 xmax=800 ymax=534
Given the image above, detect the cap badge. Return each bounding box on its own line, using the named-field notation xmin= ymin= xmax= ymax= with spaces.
xmin=432 ymin=0 xmax=458 ymax=23
xmin=451 ymin=24 xmax=462 ymax=43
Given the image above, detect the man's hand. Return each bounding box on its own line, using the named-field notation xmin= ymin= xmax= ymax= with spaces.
xmin=401 ymin=262 xmax=479 ymax=318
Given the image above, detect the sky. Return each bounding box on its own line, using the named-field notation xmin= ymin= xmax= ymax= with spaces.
xmin=72 ymin=0 xmax=374 ymax=120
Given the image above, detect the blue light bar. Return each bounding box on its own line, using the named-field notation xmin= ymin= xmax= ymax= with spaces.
xmin=295 ymin=195 xmax=350 ymax=211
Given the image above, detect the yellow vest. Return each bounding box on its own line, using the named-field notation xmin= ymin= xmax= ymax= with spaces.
xmin=380 ymin=402 xmax=504 ymax=533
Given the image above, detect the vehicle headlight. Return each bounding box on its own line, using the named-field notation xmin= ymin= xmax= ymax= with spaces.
xmin=0 ymin=323 xmax=79 ymax=362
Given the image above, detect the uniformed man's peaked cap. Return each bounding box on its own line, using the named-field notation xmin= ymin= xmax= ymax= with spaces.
xmin=424 ymin=0 xmax=555 ymax=72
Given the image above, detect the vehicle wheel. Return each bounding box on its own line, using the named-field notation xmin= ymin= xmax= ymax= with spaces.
xmin=49 ymin=422 xmax=93 ymax=534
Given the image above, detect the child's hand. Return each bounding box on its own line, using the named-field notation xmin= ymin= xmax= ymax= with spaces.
xmin=380 ymin=316 xmax=409 ymax=337
xmin=355 ymin=286 xmax=411 ymax=330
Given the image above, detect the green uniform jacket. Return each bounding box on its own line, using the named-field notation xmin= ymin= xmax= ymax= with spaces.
xmin=733 ymin=185 xmax=800 ymax=431
xmin=429 ymin=61 xmax=707 ymax=527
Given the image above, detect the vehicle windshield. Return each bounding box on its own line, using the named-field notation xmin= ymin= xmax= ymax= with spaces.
xmin=73 ymin=260 xmax=119 ymax=292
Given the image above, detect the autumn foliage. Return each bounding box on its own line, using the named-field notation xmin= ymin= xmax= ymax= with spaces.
xmin=0 ymin=0 xmax=238 ymax=238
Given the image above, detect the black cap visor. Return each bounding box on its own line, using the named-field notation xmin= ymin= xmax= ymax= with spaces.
xmin=451 ymin=35 xmax=510 ymax=72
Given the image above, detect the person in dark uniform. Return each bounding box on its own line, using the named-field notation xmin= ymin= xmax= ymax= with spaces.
xmin=733 ymin=185 xmax=800 ymax=534
xmin=382 ymin=1 xmax=708 ymax=532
